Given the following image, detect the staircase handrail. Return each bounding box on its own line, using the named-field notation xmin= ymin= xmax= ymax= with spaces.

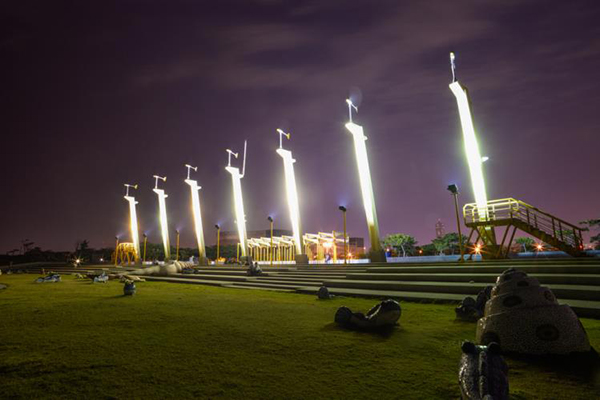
xmin=463 ymin=198 xmax=584 ymax=249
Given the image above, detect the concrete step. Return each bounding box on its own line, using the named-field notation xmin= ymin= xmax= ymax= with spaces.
xmin=221 ymin=285 xmax=296 ymax=293
xmin=322 ymin=279 xmax=600 ymax=301
xmin=220 ymin=281 xmax=317 ymax=291
xmin=346 ymin=273 xmax=600 ymax=286
xmin=141 ymin=276 xmax=232 ymax=286
xmin=294 ymin=287 xmax=600 ymax=318
xmin=365 ymin=265 xmax=600 ymax=274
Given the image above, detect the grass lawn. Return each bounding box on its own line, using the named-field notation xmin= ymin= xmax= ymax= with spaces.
xmin=1 ymin=274 xmax=599 ymax=399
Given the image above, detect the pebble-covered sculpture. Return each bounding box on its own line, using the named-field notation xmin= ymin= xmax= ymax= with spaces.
xmin=93 ymin=272 xmax=109 ymax=283
xmin=456 ymin=286 xmax=492 ymax=321
xmin=35 ymin=273 xmax=61 ymax=283
xmin=335 ymin=299 xmax=401 ymax=330
xmin=459 ymin=341 xmax=509 ymax=400
xmin=476 ymin=268 xmax=591 ymax=355
xmin=317 ymin=285 xmax=334 ymax=300
xmin=247 ymin=262 xmax=263 ymax=276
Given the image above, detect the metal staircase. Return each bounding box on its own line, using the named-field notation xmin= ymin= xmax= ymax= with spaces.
xmin=463 ymin=198 xmax=584 ymax=258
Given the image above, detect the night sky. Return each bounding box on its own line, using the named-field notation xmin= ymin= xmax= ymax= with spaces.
xmin=2 ymin=1 xmax=599 ymax=253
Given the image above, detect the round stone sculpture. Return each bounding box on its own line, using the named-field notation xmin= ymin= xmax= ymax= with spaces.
xmin=476 ymin=268 xmax=591 ymax=355
xmin=123 ymin=282 xmax=136 ymax=296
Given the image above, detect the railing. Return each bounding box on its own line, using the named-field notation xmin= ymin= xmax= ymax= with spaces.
xmin=463 ymin=198 xmax=584 ymax=250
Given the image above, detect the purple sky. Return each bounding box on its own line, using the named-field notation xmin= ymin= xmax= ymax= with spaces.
xmin=2 ymin=0 xmax=599 ymax=252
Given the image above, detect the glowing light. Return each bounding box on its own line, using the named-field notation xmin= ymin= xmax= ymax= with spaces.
xmin=536 ymin=243 xmax=543 ymax=251
xmin=323 ymin=241 xmax=333 ymax=249
xmin=152 ymin=175 xmax=171 ymax=260
xmin=345 ymin=121 xmax=383 ymax=253
xmin=185 ymin=164 xmax=206 ymax=260
xmin=123 ymin=183 xmax=140 ymax=263
xmin=276 ymin=129 xmax=303 ymax=256
xmin=449 ymin=81 xmax=488 ymax=220
xmin=225 ymin=142 xmax=248 ymax=257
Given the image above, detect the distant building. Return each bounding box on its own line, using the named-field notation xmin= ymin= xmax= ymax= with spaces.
xmin=435 ymin=219 xmax=445 ymax=238
xmin=348 ymin=237 xmax=365 ymax=255
xmin=220 ymin=229 xmax=293 ymax=246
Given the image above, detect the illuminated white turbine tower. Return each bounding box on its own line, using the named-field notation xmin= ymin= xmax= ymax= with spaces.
xmin=448 ymin=52 xmax=489 ymax=220
xmin=184 ymin=164 xmax=207 ymax=262
xmin=344 ymin=99 xmax=385 ymax=261
xmin=225 ymin=142 xmax=248 ymax=257
xmin=123 ymin=183 xmax=140 ymax=263
xmin=152 ymin=175 xmax=171 ymax=260
xmin=275 ymin=129 xmax=307 ymax=263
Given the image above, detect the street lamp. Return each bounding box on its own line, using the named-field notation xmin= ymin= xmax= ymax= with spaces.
xmin=142 ymin=233 xmax=147 ymax=264
xmin=339 ymin=206 xmax=347 ymax=265
xmin=175 ymin=229 xmax=180 ymax=261
xmin=447 ymin=184 xmax=465 ymax=262
xmin=123 ymin=184 xmax=140 ymax=263
xmin=267 ymin=216 xmax=274 ymax=266
xmin=215 ymin=224 xmax=221 ymax=264
xmin=114 ymin=236 xmax=119 ymax=266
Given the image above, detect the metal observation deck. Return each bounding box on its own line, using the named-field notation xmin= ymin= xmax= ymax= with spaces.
xmin=463 ymin=198 xmax=584 ymax=258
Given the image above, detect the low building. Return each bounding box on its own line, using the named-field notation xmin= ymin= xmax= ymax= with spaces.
xmin=220 ymin=229 xmax=293 ymax=246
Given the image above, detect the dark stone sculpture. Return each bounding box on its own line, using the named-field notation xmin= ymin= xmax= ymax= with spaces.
xmin=334 ymin=299 xmax=401 ymax=330
xmin=459 ymin=341 xmax=509 ymax=400
xmin=123 ymin=280 xmax=136 ymax=296
xmin=247 ymin=262 xmax=263 ymax=276
xmin=456 ymin=286 xmax=492 ymax=321
xmin=317 ymin=285 xmax=334 ymax=300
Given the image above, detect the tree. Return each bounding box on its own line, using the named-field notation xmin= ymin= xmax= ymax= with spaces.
xmin=432 ymin=233 xmax=468 ymax=255
xmin=515 ymin=237 xmax=534 ymax=252
xmin=420 ymin=243 xmax=437 ymax=256
xmin=580 ymin=219 xmax=600 ymax=249
xmin=382 ymin=234 xmax=417 ymax=257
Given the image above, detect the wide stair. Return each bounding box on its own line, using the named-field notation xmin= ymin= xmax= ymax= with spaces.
xmin=136 ymin=259 xmax=600 ymax=318
xmin=5 ymin=260 xmax=600 ymax=318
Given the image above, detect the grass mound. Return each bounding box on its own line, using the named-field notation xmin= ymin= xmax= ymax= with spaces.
xmin=0 ymin=274 xmax=599 ymax=399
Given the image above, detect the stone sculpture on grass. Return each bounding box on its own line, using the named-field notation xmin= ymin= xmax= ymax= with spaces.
xmin=335 ymin=299 xmax=401 ymax=330
xmin=456 ymin=286 xmax=492 ymax=321
xmin=317 ymin=285 xmax=334 ymax=300
xmin=476 ymin=268 xmax=591 ymax=355
xmin=459 ymin=341 xmax=509 ymax=400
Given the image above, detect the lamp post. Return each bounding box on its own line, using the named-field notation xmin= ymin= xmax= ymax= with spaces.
xmin=275 ymin=128 xmax=308 ymax=264
xmin=114 ymin=236 xmax=119 ymax=266
xmin=267 ymin=216 xmax=274 ymax=266
xmin=447 ymin=184 xmax=465 ymax=263
xmin=344 ymin=99 xmax=385 ymax=262
xmin=225 ymin=142 xmax=249 ymax=260
xmin=215 ymin=224 xmax=220 ymax=263
xmin=152 ymin=175 xmax=171 ymax=260
xmin=123 ymin=184 xmax=141 ymax=263
xmin=175 ymin=229 xmax=180 ymax=261
xmin=142 ymin=233 xmax=147 ymax=264
xmin=184 ymin=164 xmax=207 ymax=264
xmin=339 ymin=206 xmax=347 ymax=265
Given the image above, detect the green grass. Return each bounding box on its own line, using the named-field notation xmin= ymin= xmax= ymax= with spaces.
xmin=1 ymin=274 xmax=599 ymax=399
